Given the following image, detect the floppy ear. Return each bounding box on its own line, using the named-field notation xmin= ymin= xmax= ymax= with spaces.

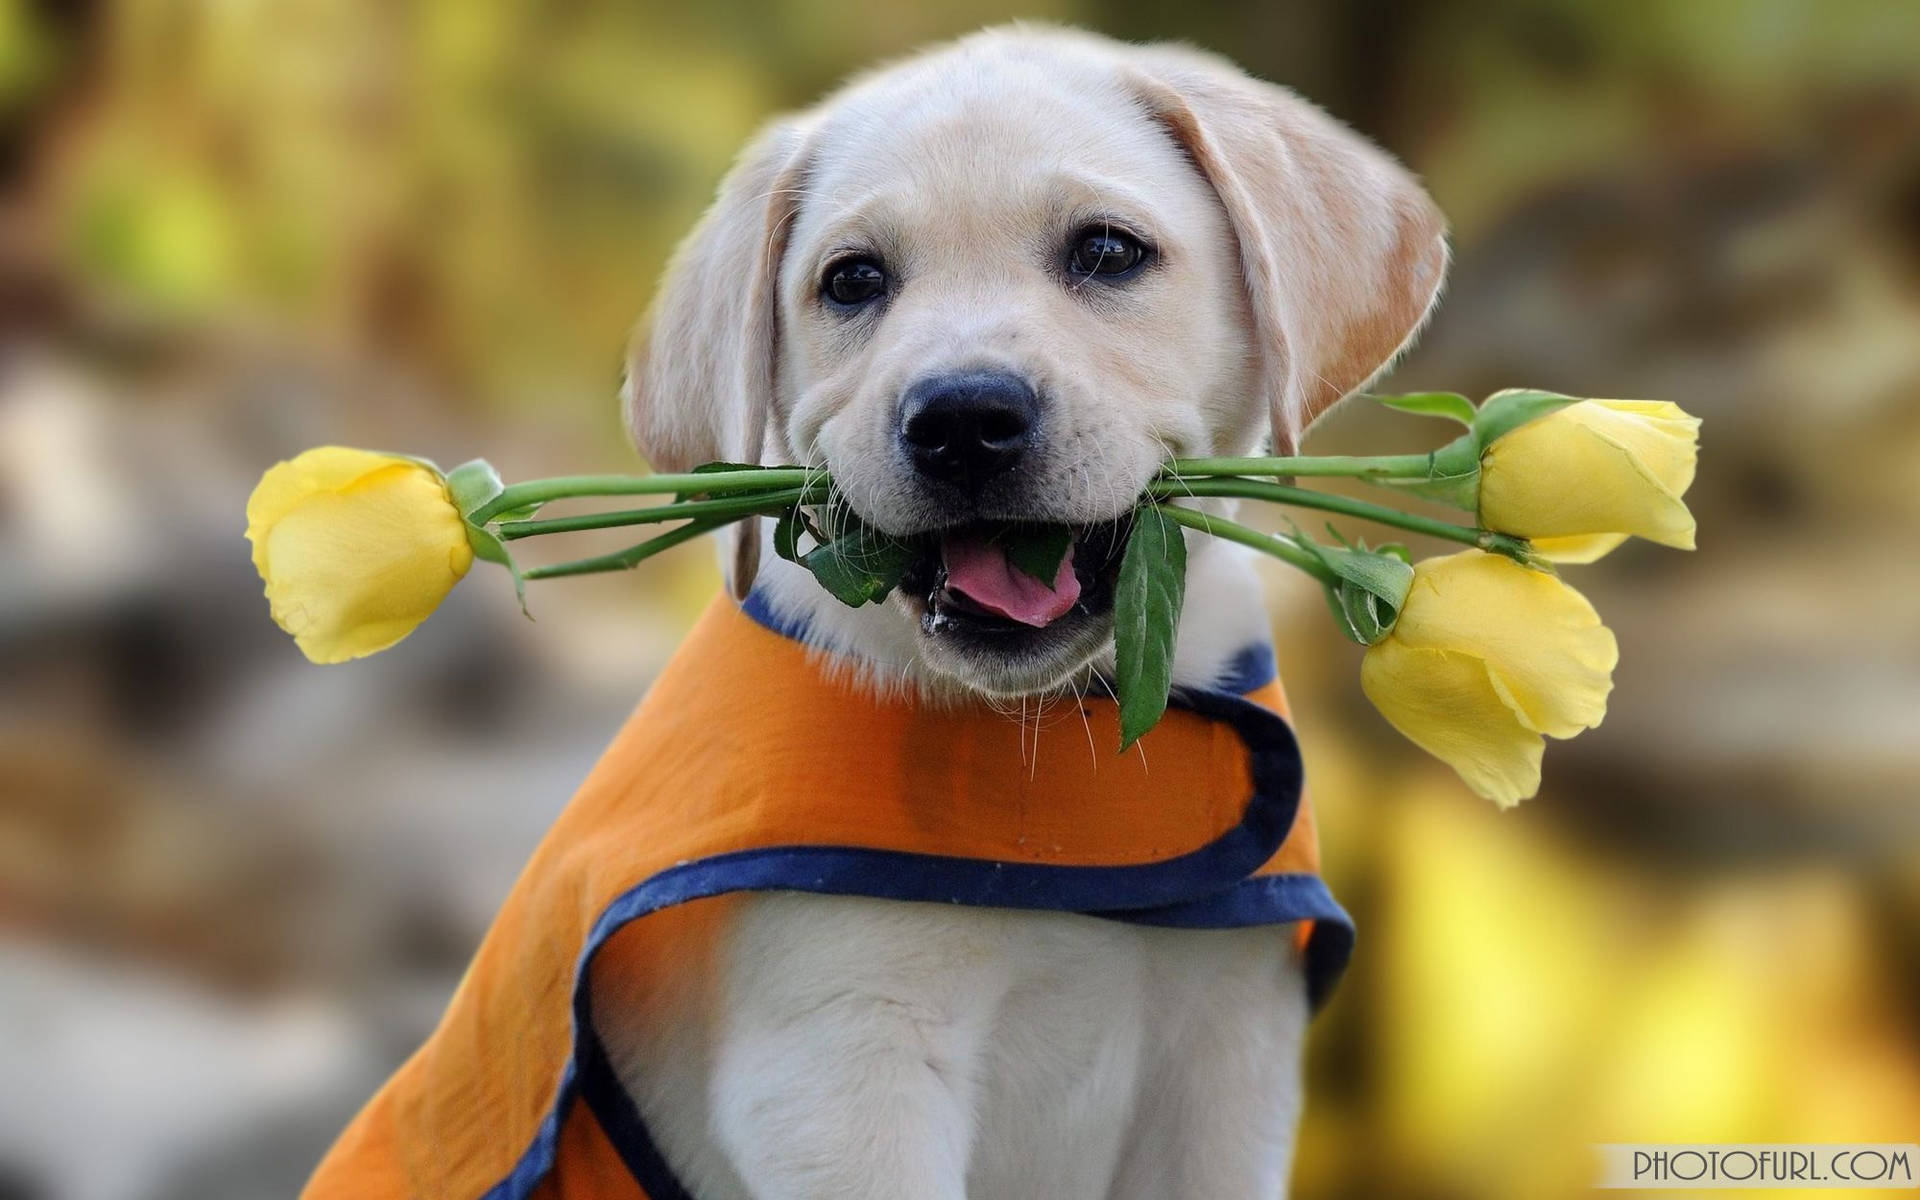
xmin=624 ymin=118 xmax=811 ymax=597
xmin=1125 ymin=48 xmax=1448 ymax=453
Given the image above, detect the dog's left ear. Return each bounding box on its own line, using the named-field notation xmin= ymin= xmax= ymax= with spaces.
xmin=1126 ymin=48 xmax=1449 ymax=453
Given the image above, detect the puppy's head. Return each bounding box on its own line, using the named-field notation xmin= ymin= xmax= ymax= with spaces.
xmin=628 ymin=28 xmax=1447 ymax=695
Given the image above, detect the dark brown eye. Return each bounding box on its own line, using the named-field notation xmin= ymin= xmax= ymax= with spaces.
xmin=1067 ymin=228 xmax=1148 ymax=278
xmin=823 ymin=257 xmax=888 ymax=307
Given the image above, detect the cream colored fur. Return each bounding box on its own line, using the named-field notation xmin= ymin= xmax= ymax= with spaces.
xmin=603 ymin=25 xmax=1447 ymax=1198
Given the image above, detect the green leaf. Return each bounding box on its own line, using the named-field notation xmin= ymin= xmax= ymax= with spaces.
xmin=489 ymin=500 xmax=547 ymax=523
xmin=1377 ymin=432 xmax=1483 ymax=509
xmin=1334 ymin=580 xmax=1396 ymax=643
xmin=1002 ymin=525 xmax=1075 ymax=585
xmin=676 ymin=460 xmax=774 ymax=501
xmin=1321 ymin=582 xmax=1365 ymax=643
xmin=1295 ymin=540 xmax=1413 ymax=646
xmin=445 ymin=458 xmax=505 ymax=519
xmin=1372 ymin=391 xmax=1478 ymax=426
xmin=1472 ymin=388 xmax=1582 ymax=450
xmin=1325 ymin=545 xmax=1415 ymax=609
xmin=801 ymin=522 xmax=916 ymax=606
xmin=1113 ymin=506 xmax=1187 ymax=750
xmin=772 ymin=507 xmax=804 ymax=563
xmin=464 ymin=521 xmax=530 ymax=617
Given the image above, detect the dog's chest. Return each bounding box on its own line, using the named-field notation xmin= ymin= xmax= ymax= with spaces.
xmin=611 ymin=891 xmax=1309 ymax=1199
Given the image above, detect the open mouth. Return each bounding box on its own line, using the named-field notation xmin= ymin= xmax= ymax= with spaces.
xmin=898 ymin=517 xmax=1130 ymax=641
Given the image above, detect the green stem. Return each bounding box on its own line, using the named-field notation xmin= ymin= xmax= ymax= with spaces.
xmin=495 ymin=487 xmax=825 ymax=540
xmin=471 ymin=456 xmax=1534 ymax=586
xmin=521 ymin=517 xmax=731 ymax=580
xmin=1165 ymin=453 xmax=1435 ymax=480
xmin=472 ymin=468 xmax=822 ymax=524
xmin=1148 ymin=504 xmax=1333 ymax=582
xmin=1147 ymin=477 xmax=1485 ymax=548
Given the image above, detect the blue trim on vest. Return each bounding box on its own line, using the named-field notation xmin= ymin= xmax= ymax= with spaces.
xmin=1213 ymin=640 xmax=1279 ymax=694
xmin=740 ymin=587 xmax=815 ymax=643
xmin=477 ymin=1065 xmax=572 ymax=1200
xmin=1117 ymin=873 xmax=1354 ymax=1008
xmin=481 ymin=589 xmax=1352 ymax=1200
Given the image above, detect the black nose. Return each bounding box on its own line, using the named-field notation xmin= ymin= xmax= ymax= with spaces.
xmin=899 ymin=370 xmax=1038 ymax=491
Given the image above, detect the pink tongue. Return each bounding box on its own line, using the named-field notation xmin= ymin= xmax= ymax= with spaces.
xmin=942 ymin=534 xmax=1081 ymax=627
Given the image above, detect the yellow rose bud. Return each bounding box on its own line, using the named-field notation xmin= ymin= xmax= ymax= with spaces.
xmin=245 ymin=447 xmax=474 ymax=663
xmin=1360 ymin=551 xmax=1618 ymax=807
xmin=1478 ymin=399 xmax=1700 ymax=563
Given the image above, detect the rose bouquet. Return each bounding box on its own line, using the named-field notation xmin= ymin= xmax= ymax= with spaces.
xmin=246 ymin=389 xmax=1698 ymax=807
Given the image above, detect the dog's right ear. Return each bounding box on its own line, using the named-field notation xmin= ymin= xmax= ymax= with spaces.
xmin=624 ymin=118 xmax=812 ymax=474
xmin=625 ymin=118 xmax=811 ymax=598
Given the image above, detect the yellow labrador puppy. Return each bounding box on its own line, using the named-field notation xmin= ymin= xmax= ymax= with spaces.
xmin=613 ymin=26 xmax=1445 ymax=1199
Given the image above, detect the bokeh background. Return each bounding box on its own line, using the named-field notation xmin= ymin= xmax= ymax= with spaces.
xmin=3 ymin=1 xmax=1918 ymax=1197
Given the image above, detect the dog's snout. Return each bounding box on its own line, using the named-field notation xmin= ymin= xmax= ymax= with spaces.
xmin=899 ymin=370 xmax=1037 ymax=491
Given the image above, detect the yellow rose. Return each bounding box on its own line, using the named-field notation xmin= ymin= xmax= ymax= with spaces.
xmin=1478 ymin=399 xmax=1700 ymax=563
xmin=1360 ymin=551 xmax=1618 ymax=807
xmin=245 ymin=447 xmax=474 ymax=663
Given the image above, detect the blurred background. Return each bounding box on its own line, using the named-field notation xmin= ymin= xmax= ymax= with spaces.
xmin=2 ymin=0 xmax=1917 ymax=1196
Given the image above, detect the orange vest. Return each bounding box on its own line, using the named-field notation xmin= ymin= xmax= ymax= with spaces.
xmin=305 ymin=592 xmax=1350 ymax=1200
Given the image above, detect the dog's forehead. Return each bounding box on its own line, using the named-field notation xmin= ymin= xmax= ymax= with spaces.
xmin=794 ymin=50 xmax=1202 ymax=243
